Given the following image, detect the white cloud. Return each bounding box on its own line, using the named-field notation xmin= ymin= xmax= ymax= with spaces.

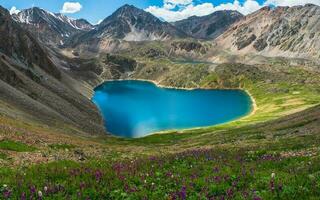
xmin=164 ymin=0 xmax=193 ymax=6
xmin=264 ymin=0 xmax=320 ymax=6
xmin=146 ymin=0 xmax=320 ymax=22
xmin=60 ymin=2 xmax=82 ymax=14
xmin=9 ymin=6 xmax=20 ymax=15
xmin=145 ymin=0 xmax=262 ymax=22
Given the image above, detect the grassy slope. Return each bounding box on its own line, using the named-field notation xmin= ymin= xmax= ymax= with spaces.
xmin=0 ymin=52 xmax=320 ymax=199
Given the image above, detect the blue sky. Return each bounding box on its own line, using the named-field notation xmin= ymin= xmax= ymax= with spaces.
xmin=0 ymin=0 xmax=318 ymax=24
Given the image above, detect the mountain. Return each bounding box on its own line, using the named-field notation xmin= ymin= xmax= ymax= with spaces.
xmin=173 ymin=10 xmax=243 ymax=39
xmin=97 ymin=4 xmax=186 ymax=41
xmin=65 ymin=4 xmax=187 ymax=51
xmin=0 ymin=6 xmax=104 ymax=135
xmin=12 ymin=7 xmax=93 ymax=46
xmin=215 ymin=4 xmax=320 ymax=59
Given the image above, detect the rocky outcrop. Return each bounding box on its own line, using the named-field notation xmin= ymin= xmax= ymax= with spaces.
xmin=174 ymin=10 xmax=243 ymax=39
xmin=216 ymin=4 xmax=320 ymax=59
xmin=171 ymin=41 xmax=207 ymax=54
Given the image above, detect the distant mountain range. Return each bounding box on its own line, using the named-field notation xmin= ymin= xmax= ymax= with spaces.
xmin=1 ymin=3 xmax=319 ymax=65
xmin=7 ymin=4 xmax=319 ymax=59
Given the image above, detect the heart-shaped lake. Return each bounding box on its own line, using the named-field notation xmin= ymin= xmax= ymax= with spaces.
xmin=92 ymin=80 xmax=253 ymax=138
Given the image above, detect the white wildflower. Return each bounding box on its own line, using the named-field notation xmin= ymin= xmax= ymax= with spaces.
xmin=38 ymin=191 xmax=43 ymax=197
xmin=271 ymin=172 xmax=275 ymax=178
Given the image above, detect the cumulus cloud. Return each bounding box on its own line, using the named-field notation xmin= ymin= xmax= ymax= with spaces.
xmin=264 ymin=0 xmax=320 ymax=6
xmin=145 ymin=0 xmax=262 ymax=22
xmin=145 ymin=0 xmax=320 ymax=22
xmin=61 ymin=2 xmax=82 ymax=14
xmin=9 ymin=6 xmax=20 ymax=15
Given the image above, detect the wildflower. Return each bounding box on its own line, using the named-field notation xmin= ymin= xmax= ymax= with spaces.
xmin=270 ymin=179 xmax=275 ymax=192
xmin=20 ymin=192 xmax=26 ymax=200
xmin=213 ymin=166 xmax=219 ymax=173
xmin=30 ymin=185 xmax=36 ymax=194
xmin=271 ymin=172 xmax=275 ymax=179
xmin=95 ymin=170 xmax=103 ymax=182
xmin=38 ymin=191 xmax=43 ymax=197
xmin=226 ymin=188 xmax=234 ymax=198
xmin=179 ymin=186 xmax=187 ymax=200
xmin=253 ymin=196 xmax=262 ymax=200
xmin=2 ymin=184 xmax=7 ymax=188
xmin=44 ymin=186 xmax=48 ymax=192
xmin=151 ymin=182 xmax=155 ymax=186
xmin=80 ymin=182 xmax=86 ymax=190
xmin=3 ymin=189 xmax=11 ymax=199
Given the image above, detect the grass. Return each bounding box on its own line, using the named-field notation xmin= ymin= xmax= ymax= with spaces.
xmin=0 ymin=140 xmax=36 ymax=152
xmin=0 ymin=152 xmax=7 ymax=160
xmin=48 ymin=144 xmax=76 ymax=150
xmin=0 ymin=57 xmax=319 ymax=199
xmin=0 ymin=140 xmax=319 ymax=199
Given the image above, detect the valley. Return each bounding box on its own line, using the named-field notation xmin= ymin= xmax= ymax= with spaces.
xmin=0 ymin=3 xmax=319 ymax=199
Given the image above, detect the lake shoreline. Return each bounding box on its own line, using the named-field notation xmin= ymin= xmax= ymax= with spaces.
xmin=93 ymin=79 xmax=258 ymax=138
xmin=94 ymin=78 xmax=257 ymax=114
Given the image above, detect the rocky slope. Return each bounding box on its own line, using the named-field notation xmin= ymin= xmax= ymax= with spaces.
xmin=12 ymin=7 xmax=93 ymax=46
xmin=215 ymin=4 xmax=320 ymax=59
xmin=0 ymin=6 xmax=104 ymax=135
xmin=174 ymin=10 xmax=243 ymax=39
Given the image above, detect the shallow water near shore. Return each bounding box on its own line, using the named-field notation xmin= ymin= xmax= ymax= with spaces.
xmin=92 ymin=80 xmax=253 ymax=138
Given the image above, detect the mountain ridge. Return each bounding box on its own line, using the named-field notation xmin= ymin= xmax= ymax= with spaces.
xmin=173 ymin=10 xmax=243 ymax=39
xmin=215 ymin=4 xmax=320 ymax=59
xmin=12 ymin=7 xmax=93 ymax=46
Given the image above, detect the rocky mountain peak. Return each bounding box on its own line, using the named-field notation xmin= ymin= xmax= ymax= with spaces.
xmin=100 ymin=4 xmax=163 ymax=28
xmin=70 ymin=4 xmax=187 ymax=44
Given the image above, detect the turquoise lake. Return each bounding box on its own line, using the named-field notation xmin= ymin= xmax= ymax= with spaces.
xmin=92 ymin=80 xmax=253 ymax=138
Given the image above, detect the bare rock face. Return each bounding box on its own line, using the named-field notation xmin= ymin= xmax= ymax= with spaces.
xmin=216 ymin=4 xmax=320 ymax=59
xmin=0 ymin=6 xmax=61 ymax=79
xmin=12 ymin=7 xmax=93 ymax=46
xmin=174 ymin=10 xmax=243 ymax=39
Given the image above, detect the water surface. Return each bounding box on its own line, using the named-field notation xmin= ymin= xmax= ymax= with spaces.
xmin=92 ymin=80 xmax=252 ymax=138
